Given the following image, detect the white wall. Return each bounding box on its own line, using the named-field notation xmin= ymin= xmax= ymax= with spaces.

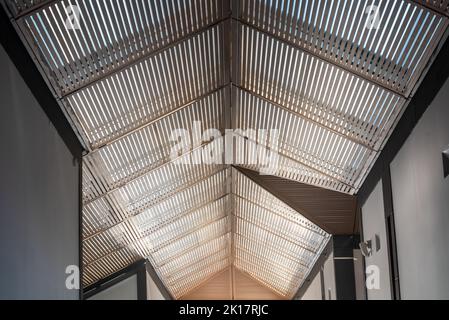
xmin=390 ymin=77 xmax=449 ymax=299
xmin=361 ymin=180 xmax=391 ymax=299
xmin=0 ymin=44 xmax=79 ymax=299
xmin=88 ymin=275 xmax=138 ymax=300
xmin=147 ymin=271 xmax=166 ymax=300
xmin=301 ymin=272 xmax=322 ymax=300
xmin=322 ymin=251 xmax=336 ymax=300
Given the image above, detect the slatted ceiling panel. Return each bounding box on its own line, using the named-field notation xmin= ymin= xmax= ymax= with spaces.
xmin=234 ymin=234 xmax=305 ymax=271
xmin=234 ymin=229 xmax=311 ymax=267
xmin=233 ymin=168 xmax=327 ymax=238
xmin=232 ymin=168 xmax=330 ymax=297
xmin=240 ymin=153 xmax=355 ymax=193
xmin=148 ymin=220 xmax=229 ymax=274
xmin=165 ymin=252 xmax=229 ymax=290
xmin=82 ymin=171 xmax=230 ymax=287
xmin=234 ymin=262 xmax=286 ymax=297
xmin=234 ymin=237 xmax=306 ymax=278
xmin=239 ymin=26 xmax=407 ymax=151
xmin=82 ymin=163 xmax=226 ymax=238
xmin=84 ymin=248 xmax=142 ymax=286
xmin=235 ymin=219 xmax=317 ymax=267
xmin=84 ymin=160 xmax=225 ymax=224
xmin=239 ymin=0 xmax=448 ymax=96
xmin=60 ymin=24 xmax=224 ymax=150
xmin=160 ymin=234 xmax=229 ymax=278
xmin=234 ymin=252 xmax=302 ymax=291
xmin=236 ymin=246 xmax=303 ymax=282
xmin=144 ymin=203 xmax=229 ymax=250
xmin=174 ymin=257 xmax=230 ymax=298
xmin=234 ymin=253 xmax=293 ymax=296
xmin=83 ymin=225 xmax=136 ymax=265
xmin=15 ymin=0 xmax=223 ymax=96
xmin=83 ymin=223 xmax=146 ymax=286
xmin=167 ymin=254 xmax=229 ymax=290
xmin=132 ymin=169 xmax=229 ymax=234
xmin=234 ymin=195 xmax=326 ymax=248
xmin=152 ymin=217 xmax=231 ymax=265
xmin=82 ymin=89 xmax=226 ymax=202
xmin=82 ymin=197 xmax=125 ymax=238
xmin=234 ymin=198 xmax=324 ymax=252
xmin=242 ymin=159 xmax=354 ymax=198
xmin=235 ymin=88 xmax=376 ymax=188
xmin=84 ymin=167 xmax=229 ymax=241
xmin=113 ymin=164 xmax=225 ymax=214
xmin=161 ymin=235 xmax=230 ymax=297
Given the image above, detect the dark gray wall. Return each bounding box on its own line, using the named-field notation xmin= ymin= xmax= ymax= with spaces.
xmin=390 ymin=77 xmax=449 ymax=299
xmin=0 ymin=44 xmax=80 ymax=299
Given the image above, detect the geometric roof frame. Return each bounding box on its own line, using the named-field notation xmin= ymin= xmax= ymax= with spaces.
xmin=2 ymin=0 xmax=448 ymax=299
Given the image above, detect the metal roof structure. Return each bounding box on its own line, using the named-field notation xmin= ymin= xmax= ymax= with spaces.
xmin=2 ymin=0 xmax=448 ymax=299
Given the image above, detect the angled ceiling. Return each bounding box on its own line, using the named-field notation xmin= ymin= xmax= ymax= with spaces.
xmin=237 ymin=167 xmax=357 ymax=235
xmin=2 ymin=0 xmax=448 ymax=299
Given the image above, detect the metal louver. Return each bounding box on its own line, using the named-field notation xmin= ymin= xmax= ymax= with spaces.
xmin=13 ymin=0 xmax=226 ymax=150
xmin=238 ymin=0 xmax=448 ymax=96
xmin=3 ymin=0 xmax=448 ymax=299
xmin=232 ymin=168 xmax=329 ymax=297
xmin=234 ymin=0 xmax=449 ymax=192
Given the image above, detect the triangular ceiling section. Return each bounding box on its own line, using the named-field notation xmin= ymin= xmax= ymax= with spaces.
xmin=236 ymin=167 xmax=357 ymax=235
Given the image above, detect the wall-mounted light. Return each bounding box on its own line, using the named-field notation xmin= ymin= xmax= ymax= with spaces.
xmin=359 ymin=235 xmax=381 ymax=257
xmin=443 ymin=146 xmax=449 ymax=178
xmin=359 ymin=240 xmax=372 ymax=257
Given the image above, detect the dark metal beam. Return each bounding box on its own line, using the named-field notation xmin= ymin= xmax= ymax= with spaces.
xmin=233 ymin=84 xmax=377 ymax=152
xmin=407 ymin=0 xmax=449 ymax=17
xmin=78 ymin=157 xmax=83 ymax=300
xmin=136 ymin=264 xmax=148 ymax=300
xmin=6 ymin=0 xmax=58 ymax=19
xmin=333 ymin=235 xmax=359 ymax=300
xmin=83 ymin=259 xmax=173 ymax=300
